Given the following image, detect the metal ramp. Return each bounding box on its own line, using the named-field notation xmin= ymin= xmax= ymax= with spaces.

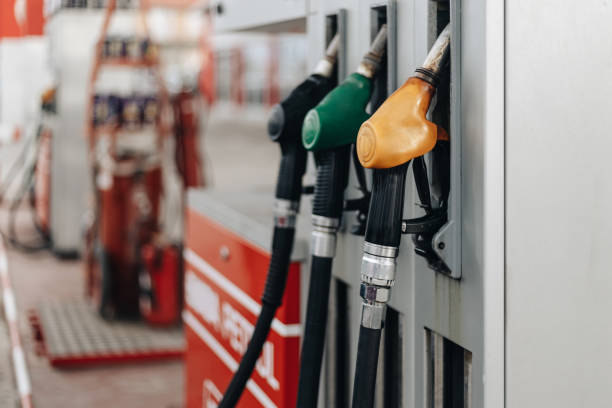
xmin=30 ymin=299 xmax=184 ymax=367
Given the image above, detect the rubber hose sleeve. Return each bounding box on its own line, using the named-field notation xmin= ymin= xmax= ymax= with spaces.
xmin=364 ymin=163 xmax=409 ymax=247
xmin=275 ymin=141 xmax=307 ymax=202
xmin=296 ymin=256 xmax=333 ymax=407
xmin=262 ymin=226 xmax=296 ymax=307
xmin=311 ymin=146 xmax=351 ymax=219
xmin=351 ymin=325 xmax=383 ymax=408
xmin=218 ymin=304 xmax=277 ymax=408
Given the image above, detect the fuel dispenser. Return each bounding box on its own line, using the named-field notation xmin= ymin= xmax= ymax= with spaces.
xmin=296 ymin=26 xmax=387 ymax=407
xmin=352 ymin=24 xmax=451 ymax=407
xmin=217 ymin=35 xmax=340 ymax=407
xmin=95 ymin=156 xmax=163 ymax=319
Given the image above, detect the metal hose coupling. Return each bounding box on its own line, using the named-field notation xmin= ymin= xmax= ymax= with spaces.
xmin=313 ymin=34 xmax=341 ymax=78
xmin=359 ymin=242 xmax=398 ymax=329
xmin=274 ymin=199 xmax=299 ymax=228
xmin=357 ymin=24 xmax=388 ymax=79
xmin=310 ymin=215 xmax=340 ymax=258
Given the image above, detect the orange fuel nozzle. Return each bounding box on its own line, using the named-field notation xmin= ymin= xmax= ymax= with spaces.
xmin=357 ymin=24 xmax=451 ymax=169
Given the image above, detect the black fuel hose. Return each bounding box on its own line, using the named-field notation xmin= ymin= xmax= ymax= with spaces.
xmin=296 ymin=146 xmax=350 ymax=407
xmin=351 ymin=164 xmax=408 ymax=408
xmin=352 ymin=325 xmax=383 ymax=408
xmin=296 ymin=255 xmax=332 ymax=407
xmin=218 ymin=73 xmax=335 ymax=408
xmin=219 ymin=226 xmax=295 ymax=407
xmin=364 ymin=164 xmax=409 ymax=247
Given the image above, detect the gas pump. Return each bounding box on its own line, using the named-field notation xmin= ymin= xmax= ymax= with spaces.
xmin=218 ymin=35 xmax=340 ymax=407
xmin=95 ymin=156 xmax=163 ymax=319
xmin=296 ymin=26 xmax=387 ymax=408
xmin=352 ymin=24 xmax=451 ymax=408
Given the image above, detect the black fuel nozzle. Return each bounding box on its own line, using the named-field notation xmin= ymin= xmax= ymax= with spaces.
xmin=217 ymin=34 xmax=340 ymax=408
xmin=267 ymin=34 xmax=340 ymax=204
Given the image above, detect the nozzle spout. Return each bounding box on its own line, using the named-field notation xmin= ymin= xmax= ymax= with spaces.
xmin=415 ymin=23 xmax=451 ymax=86
xmin=313 ymin=34 xmax=341 ymax=78
xmin=357 ymin=24 xmax=388 ymax=79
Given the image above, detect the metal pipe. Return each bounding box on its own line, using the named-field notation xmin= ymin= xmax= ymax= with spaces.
xmin=357 ymin=24 xmax=388 ymax=79
xmin=415 ymin=23 xmax=451 ymax=85
xmin=313 ymin=33 xmax=341 ymax=77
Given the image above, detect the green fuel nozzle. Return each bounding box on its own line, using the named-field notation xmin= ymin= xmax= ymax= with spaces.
xmin=295 ymin=28 xmax=387 ymax=408
xmin=301 ymin=24 xmax=388 ymax=152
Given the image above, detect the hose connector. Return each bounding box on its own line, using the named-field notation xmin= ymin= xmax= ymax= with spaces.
xmin=357 ymin=25 xmax=388 ymax=79
xmin=274 ymin=199 xmax=299 ymax=228
xmin=313 ymin=34 xmax=341 ymax=78
xmin=359 ymin=242 xmax=398 ymax=329
xmin=310 ymin=215 xmax=339 ymax=258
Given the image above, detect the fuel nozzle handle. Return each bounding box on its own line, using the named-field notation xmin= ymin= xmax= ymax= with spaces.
xmin=357 ymin=23 xmax=450 ymax=170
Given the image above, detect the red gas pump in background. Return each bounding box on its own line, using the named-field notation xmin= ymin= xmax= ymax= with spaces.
xmin=84 ymin=0 xmax=201 ymax=326
xmin=89 ymin=148 xmax=186 ymax=326
xmin=93 ymin=156 xmax=163 ymax=319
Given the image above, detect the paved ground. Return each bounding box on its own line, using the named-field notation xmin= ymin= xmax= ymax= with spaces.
xmin=0 ymin=206 xmax=185 ymax=408
xmin=0 ymin=105 xmax=280 ymax=407
xmin=0 ymin=303 xmax=18 ymax=407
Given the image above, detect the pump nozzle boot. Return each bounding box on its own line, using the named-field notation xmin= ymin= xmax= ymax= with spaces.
xmin=356 ymin=24 xmax=451 ymax=169
xmin=302 ymin=25 xmax=388 ymax=152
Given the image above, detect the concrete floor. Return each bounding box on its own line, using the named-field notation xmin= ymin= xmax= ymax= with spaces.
xmin=202 ymin=103 xmax=279 ymax=192
xmin=0 ymin=205 xmax=184 ymax=408
xmin=0 ymin=104 xmax=281 ymax=407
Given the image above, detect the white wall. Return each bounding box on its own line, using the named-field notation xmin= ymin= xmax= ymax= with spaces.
xmin=0 ymin=37 xmax=52 ymax=144
xmin=506 ymin=1 xmax=612 ymax=407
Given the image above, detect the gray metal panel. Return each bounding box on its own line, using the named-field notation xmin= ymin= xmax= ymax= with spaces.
xmin=212 ymin=0 xmax=307 ymax=33
xmin=505 ymin=2 xmax=612 ymax=407
xmin=431 ymin=0 xmax=461 ymax=279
